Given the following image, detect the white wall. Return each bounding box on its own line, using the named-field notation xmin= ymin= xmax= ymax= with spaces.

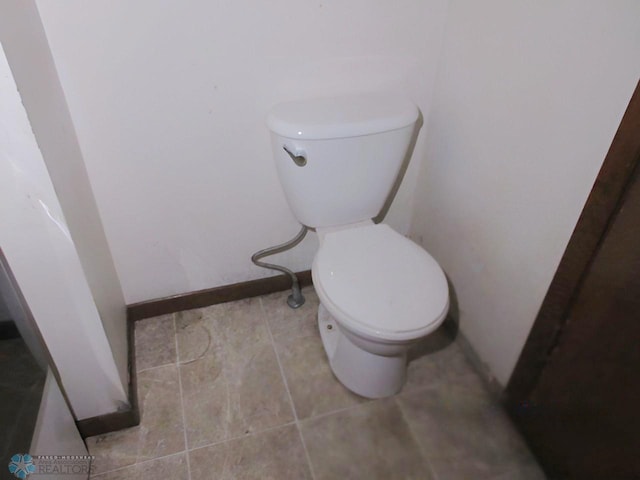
xmin=0 ymin=260 xmax=49 ymax=370
xmin=410 ymin=0 xmax=640 ymax=385
xmin=0 ymin=43 xmax=128 ymax=419
xmin=0 ymin=0 xmax=128 ymax=395
xmin=30 ymin=371 xmax=88 ymax=480
xmin=28 ymin=0 xmax=640 ymax=390
xmin=35 ymin=0 xmax=449 ymax=303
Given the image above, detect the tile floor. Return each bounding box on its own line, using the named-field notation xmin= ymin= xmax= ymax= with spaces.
xmin=87 ymin=286 xmax=545 ymax=480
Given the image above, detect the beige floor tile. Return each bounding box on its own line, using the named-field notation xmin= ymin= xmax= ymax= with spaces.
xmin=275 ymin=332 xmax=367 ymax=420
xmin=135 ymin=453 xmax=189 ymax=480
xmin=91 ymin=453 xmax=188 ymax=480
xmin=264 ymin=285 xmax=367 ymax=420
xmin=490 ymin=462 xmax=547 ymax=480
xmin=91 ymin=290 xmax=544 ymax=480
xmin=134 ymin=314 xmax=176 ymax=371
xmin=87 ymin=365 xmax=185 ymax=475
xmin=175 ymin=298 xmax=268 ymax=364
xmin=301 ymin=399 xmax=432 ymax=480
xmin=177 ymin=297 xmax=294 ymax=448
xmin=179 ymin=352 xmax=227 ymax=447
xmin=180 ymin=343 xmax=293 ymax=448
xmin=261 ymin=286 xmax=319 ymax=343
xmin=189 ymin=424 xmax=311 ymax=480
xmin=90 ymin=464 xmax=135 ymax=480
xmin=404 ymin=327 xmax=485 ymax=394
xmin=135 ymin=365 xmax=186 ymax=460
xmin=86 ymin=427 xmax=140 ymax=475
xmin=397 ymin=381 xmax=538 ymax=480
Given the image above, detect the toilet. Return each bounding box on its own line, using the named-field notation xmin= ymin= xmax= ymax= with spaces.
xmin=267 ymin=93 xmax=449 ymax=398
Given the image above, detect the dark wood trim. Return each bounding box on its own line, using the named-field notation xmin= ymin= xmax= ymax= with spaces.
xmin=76 ymin=270 xmax=312 ymax=437
xmin=127 ymin=270 xmax=313 ymax=321
xmin=505 ymin=80 xmax=640 ymax=404
xmin=76 ymin=311 xmax=140 ymax=438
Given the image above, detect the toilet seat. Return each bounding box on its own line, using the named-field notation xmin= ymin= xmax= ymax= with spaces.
xmin=312 ymin=223 xmax=449 ymax=342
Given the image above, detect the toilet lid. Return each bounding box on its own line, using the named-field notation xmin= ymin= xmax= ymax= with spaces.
xmin=313 ymin=224 xmax=449 ymax=338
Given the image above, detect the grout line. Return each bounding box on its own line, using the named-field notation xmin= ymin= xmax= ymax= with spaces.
xmin=92 ymin=450 xmax=187 ymax=478
xmin=188 ymin=420 xmax=298 ymax=453
xmin=297 ymin=398 xmax=371 ymax=424
xmin=259 ymin=296 xmax=317 ymax=480
xmin=119 ymin=292 xmax=532 ymax=480
xmin=173 ymin=313 xmax=193 ymax=480
xmin=394 ymin=396 xmax=441 ymax=480
xmin=96 ymin=304 xmax=297 ymax=479
xmin=136 ymin=360 xmax=177 ymax=374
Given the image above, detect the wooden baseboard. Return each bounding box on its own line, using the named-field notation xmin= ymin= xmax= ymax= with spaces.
xmin=76 ymin=311 xmax=140 ymax=438
xmin=127 ymin=270 xmax=313 ymax=321
xmin=76 ymin=271 xmax=311 ymax=437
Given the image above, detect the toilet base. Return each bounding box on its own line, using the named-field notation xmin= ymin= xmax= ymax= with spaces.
xmin=318 ymin=304 xmax=407 ymax=399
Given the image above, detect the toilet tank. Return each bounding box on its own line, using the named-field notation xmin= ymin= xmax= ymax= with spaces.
xmin=267 ymin=94 xmax=419 ymax=229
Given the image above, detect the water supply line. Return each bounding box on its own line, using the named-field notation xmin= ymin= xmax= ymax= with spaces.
xmin=251 ymin=225 xmax=308 ymax=308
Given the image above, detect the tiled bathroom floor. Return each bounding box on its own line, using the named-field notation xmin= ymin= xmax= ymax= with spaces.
xmin=87 ymin=287 xmax=545 ymax=480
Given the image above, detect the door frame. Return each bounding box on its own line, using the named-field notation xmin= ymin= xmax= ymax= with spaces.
xmin=504 ymin=79 xmax=640 ymax=406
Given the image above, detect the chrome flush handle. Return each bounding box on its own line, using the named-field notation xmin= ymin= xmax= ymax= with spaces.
xmin=283 ymin=145 xmax=307 ymax=167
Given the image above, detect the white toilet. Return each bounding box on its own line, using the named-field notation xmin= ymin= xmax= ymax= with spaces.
xmin=267 ymin=93 xmax=449 ymax=398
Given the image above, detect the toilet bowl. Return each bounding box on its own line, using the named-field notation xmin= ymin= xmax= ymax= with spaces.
xmin=312 ymin=222 xmax=449 ymax=398
xmin=266 ymin=93 xmax=450 ymax=398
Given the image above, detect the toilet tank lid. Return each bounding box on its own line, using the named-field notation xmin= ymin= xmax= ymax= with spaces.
xmin=266 ymin=93 xmax=419 ymax=140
